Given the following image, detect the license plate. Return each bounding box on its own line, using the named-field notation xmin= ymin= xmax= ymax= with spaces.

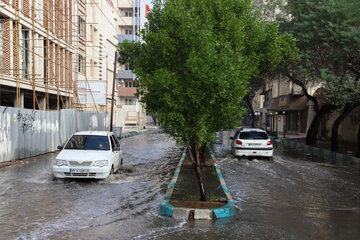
xmin=248 ymin=143 xmax=261 ymax=146
xmin=70 ymin=169 xmax=89 ymax=173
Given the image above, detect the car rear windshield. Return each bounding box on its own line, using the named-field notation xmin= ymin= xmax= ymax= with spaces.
xmin=64 ymin=135 xmax=110 ymax=150
xmin=239 ymin=131 xmax=269 ymax=140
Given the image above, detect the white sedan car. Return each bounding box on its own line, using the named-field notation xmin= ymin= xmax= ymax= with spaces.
xmin=53 ymin=131 xmax=123 ymax=179
xmin=230 ymin=128 xmax=273 ymax=160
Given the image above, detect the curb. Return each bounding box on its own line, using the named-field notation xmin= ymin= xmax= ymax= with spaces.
xmin=273 ymin=137 xmax=360 ymax=172
xmin=160 ymin=149 xmax=236 ymax=219
xmin=120 ymin=129 xmax=149 ymax=139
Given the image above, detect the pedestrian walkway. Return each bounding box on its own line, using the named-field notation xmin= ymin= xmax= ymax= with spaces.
xmin=273 ymin=134 xmax=360 ymax=172
xmin=278 ymin=133 xmax=358 ymax=156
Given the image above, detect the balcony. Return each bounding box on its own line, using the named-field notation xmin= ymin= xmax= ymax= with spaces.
xmin=117 ymin=87 xmax=137 ymax=97
xmin=118 ymin=34 xmax=135 ymax=43
xmin=117 ymin=70 xmax=136 ymax=79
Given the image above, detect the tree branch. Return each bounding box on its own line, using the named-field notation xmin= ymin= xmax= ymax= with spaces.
xmin=283 ymin=71 xmax=319 ymax=112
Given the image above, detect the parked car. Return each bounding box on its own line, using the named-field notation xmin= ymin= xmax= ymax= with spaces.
xmin=53 ymin=131 xmax=123 ymax=179
xmin=230 ymin=128 xmax=273 ymax=160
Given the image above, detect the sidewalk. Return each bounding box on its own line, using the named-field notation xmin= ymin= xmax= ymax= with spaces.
xmin=121 ymin=125 xmax=160 ymax=135
xmin=278 ymin=133 xmax=358 ymax=156
xmin=273 ymin=134 xmax=360 ymax=172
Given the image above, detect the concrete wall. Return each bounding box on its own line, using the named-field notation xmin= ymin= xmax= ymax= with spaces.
xmin=0 ymin=106 xmax=109 ymax=162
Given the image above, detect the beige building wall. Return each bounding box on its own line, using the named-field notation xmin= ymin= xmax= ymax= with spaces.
xmin=0 ymin=0 xmax=77 ymax=110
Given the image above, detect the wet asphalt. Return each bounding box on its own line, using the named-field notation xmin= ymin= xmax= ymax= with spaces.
xmin=0 ymin=130 xmax=359 ymax=239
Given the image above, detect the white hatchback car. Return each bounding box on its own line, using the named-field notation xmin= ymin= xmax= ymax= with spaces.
xmin=230 ymin=128 xmax=273 ymax=160
xmin=53 ymin=131 xmax=123 ymax=179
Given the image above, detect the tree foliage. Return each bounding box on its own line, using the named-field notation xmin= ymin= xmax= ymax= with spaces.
xmin=280 ymin=0 xmax=360 ymax=108
xmin=118 ymin=0 xmax=297 ymax=151
xmin=267 ymin=0 xmax=360 ymax=145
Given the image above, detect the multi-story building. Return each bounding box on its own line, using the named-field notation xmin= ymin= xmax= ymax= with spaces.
xmin=76 ymin=0 xmax=119 ymax=121
xmin=0 ymin=0 xmax=76 ymax=110
xmin=254 ymin=76 xmax=317 ymax=137
xmin=0 ymin=0 xmax=119 ymax=119
xmin=116 ymin=0 xmax=147 ymax=128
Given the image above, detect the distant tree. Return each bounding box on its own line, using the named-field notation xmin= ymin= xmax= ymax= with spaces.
xmin=274 ymin=0 xmax=360 ymax=147
xmin=118 ymin=0 xmax=297 ymax=200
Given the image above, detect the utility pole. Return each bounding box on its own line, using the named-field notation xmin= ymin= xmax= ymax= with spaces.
xmin=110 ymin=52 xmax=117 ymax=132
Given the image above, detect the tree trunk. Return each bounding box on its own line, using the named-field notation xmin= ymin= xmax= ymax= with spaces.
xmin=200 ymin=145 xmax=207 ymax=166
xmin=357 ymin=125 xmax=360 ymax=158
xmin=245 ymin=96 xmax=255 ymax=128
xmin=186 ymin=143 xmax=196 ymax=165
xmin=306 ymin=105 xmax=330 ymax=145
xmin=194 ymin=141 xmax=206 ymax=201
xmin=331 ymin=103 xmax=360 ymax=152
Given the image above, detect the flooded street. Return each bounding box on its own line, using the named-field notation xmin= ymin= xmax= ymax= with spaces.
xmin=0 ymin=130 xmax=359 ymax=239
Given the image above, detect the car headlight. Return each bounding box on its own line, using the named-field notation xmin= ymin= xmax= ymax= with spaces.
xmin=55 ymin=159 xmax=68 ymax=166
xmin=92 ymin=160 xmax=108 ymax=167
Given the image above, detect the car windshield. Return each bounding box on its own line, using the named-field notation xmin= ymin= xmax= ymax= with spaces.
xmin=240 ymin=131 xmax=268 ymax=140
xmin=64 ymin=135 xmax=110 ymax=150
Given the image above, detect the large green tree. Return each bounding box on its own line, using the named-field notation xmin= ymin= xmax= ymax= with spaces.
xmin=274 ymin=0 xmax=360 ymax=148
xmin=118 ymin=0 xmax=297 ymax=200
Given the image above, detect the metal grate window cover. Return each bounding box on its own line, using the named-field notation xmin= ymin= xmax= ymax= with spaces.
xmin=2 ymin=20 xmax=11 ymax=74
xmin=22 ymin=0 xmax=30 ymax=17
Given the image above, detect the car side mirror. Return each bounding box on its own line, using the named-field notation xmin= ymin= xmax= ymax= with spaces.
xmin=113 ymin=146 xmax=120 ymax=151
xmin=57 ymin=145 xmax=63 ymax=150
xmin=229 ymin=137 xmax=234 ymax=140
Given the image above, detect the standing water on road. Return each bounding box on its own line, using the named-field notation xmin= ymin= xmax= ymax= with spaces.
xmin=0 ymin=130 xmax=359 ymax=239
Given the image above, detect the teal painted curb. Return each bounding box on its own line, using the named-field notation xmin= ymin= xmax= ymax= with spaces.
xmin=160 ymin=148 xmax=236 ymax=219
xmin=120 ymin=129 xmax=149 ymax=139
xmin=210 ymin=151 xmax=236 ymax=218
xmin=273 ymin=137 xmax=360 ymax=172
xmin=160 ymin=149 xmax=186 ymax=217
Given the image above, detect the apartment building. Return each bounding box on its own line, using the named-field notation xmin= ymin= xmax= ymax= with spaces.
xmin=76 ymin=0 xmax=119 ymax=119
xmin=116 ymin=0 xmax=147 ymax=128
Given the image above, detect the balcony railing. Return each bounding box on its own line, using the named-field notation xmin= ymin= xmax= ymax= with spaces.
xmin=117 ymin=70 xmax=136 ymax=79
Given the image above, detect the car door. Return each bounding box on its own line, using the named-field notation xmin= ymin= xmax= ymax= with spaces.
xmin=113 ymin=136 xmax=123 ymax=165
xmin=110 ymin=135 xmax=120 ymax=171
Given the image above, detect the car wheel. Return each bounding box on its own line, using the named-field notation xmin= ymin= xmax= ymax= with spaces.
xmin=120 ymin=158 xmax=123 ymax=166
xmin=110 ymin=166 xmax=114 ymax=175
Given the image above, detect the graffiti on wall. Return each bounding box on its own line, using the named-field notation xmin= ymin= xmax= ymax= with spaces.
xmin=16 ymin=110 xmax=37 ymax=134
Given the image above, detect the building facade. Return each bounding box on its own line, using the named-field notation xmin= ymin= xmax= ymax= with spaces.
xmin=116 ymin=0 xmax=147 ymax=128
xmin=0 ymin=0 xmax=119 ymax=122
xmin=250 ymin=75 xmax=319 ymax=138
xmin=0 ymin=0 xmax=76 ymax=110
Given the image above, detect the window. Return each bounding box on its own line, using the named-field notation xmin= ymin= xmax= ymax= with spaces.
xmin=78 ymin=16 xmax=86 ymax=37
xmin=110 ymin=136 xmax=116 ymax=150
xmin=113 ymin=136 xmax=120 ymax=147
xmin=125 ymin=29 xmax=132 ymax=35
xmin=239 ymin=131 xmax=269 ymax=140
xmin=134 ymin=8 xmax=138 ymax=17
xmin=0 ymin=22 xmax=3 ymax=70
xmin=125 ymin=64 xmax=129 ymax=70
xmin=64 ymin=135 xmax=110 ymax=151
xmin=125 ymin=98 xmax=136 ymax=105
xmin=125 ymin=11 xmax=132 ymax=17
xmin=22 ymin=30 xmax=29 ymax=79
xmin=78 ymin=55 xmax=85 ymax=74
